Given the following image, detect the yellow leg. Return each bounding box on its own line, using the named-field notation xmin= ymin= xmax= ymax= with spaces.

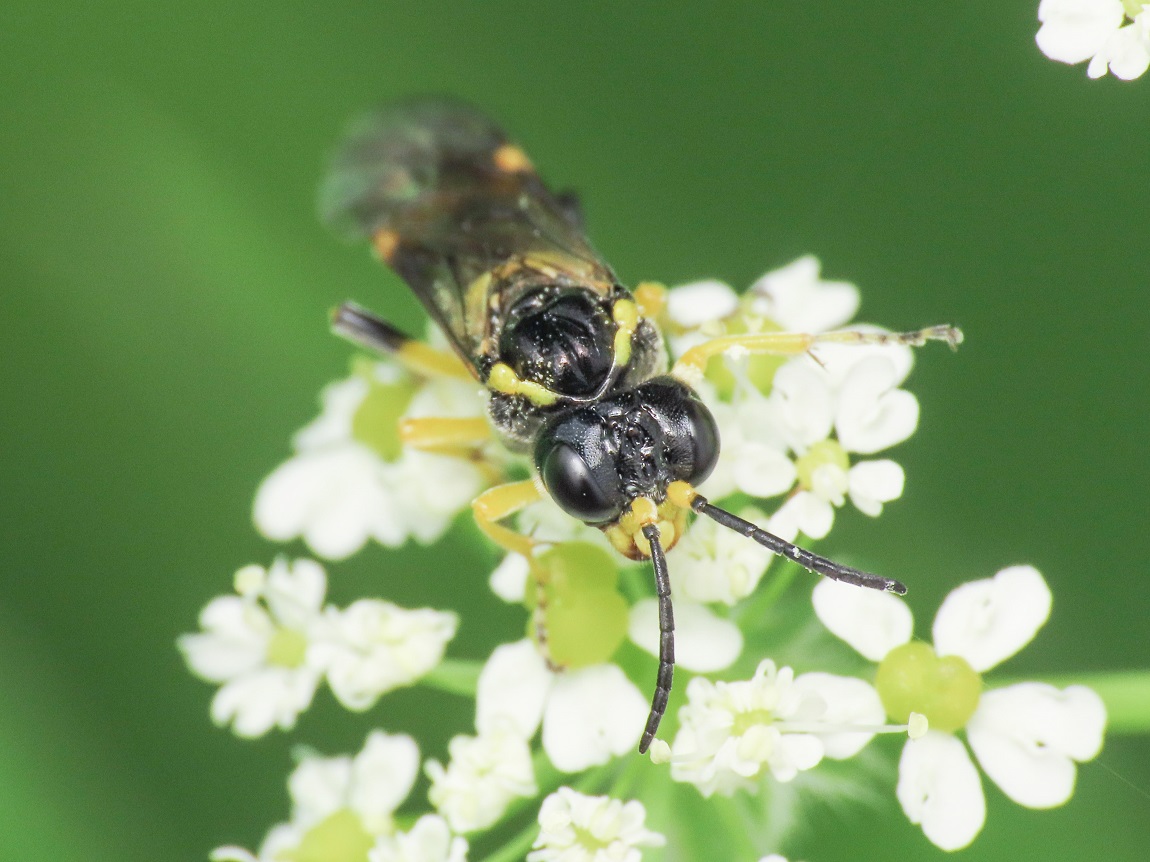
xmin=331 ymin=301 xmax=474 ymax=380
xmin=471 ymin=479 xmax=560 ymax=669
xmin=471 ymin=479 xmax=544 ymax=559
xmin=399 ymin=417 xmax=492 ymax=453
xmin=671 ymin=324 xmax=963 ymax=382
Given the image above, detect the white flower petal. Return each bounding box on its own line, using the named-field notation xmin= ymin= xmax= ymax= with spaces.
xmin=734 ymin=442 xmax=798 ymax=499
xmin=897 ymin=732 xmax=986 ymax=851
xmin=1036 ymin=0 xmax=1126 ymax=64
xmin=932 ymin=565 xmax=1051 ymax=672
xmin=769 ymin=361 xmax=835 ymax=450
xmin=1100 ymin=20 xmax=1150 ymax=79
xmin=427 ymin=728 xmax=537 ymax=833
xmin=792 ymin=672 xmax=885 ymax=759
xmin=748 ymin=255 xmax=860 ymax=332
xmin=369 ymin=814 xmax=468 ymax=862
xmin=542 ymin=665 xmax=648 ymax=772
xmin=769 ymin=491 xmax=834 ymax=540
xmin=967 ymin=682 xmax=1106 ymax=808
xmin=847 ymin=459 xmax=905 ymax=517
xmin=666 ymin=279 xmax=739 ymax=327
xmin=529 ymin=788 xmax=664 ymax=862
xmin=293 ymin=376 xmax=371 ymax=450
xmin=263 ymin=558 xmax=328 ymax=626
xmin=628 ymin=598 xmax=743 ymax=672
xmin=812 ymin=578 xmax=913 ymax=661
xmin=253 ymin=444 xmax=403 ymax=559
xmin=350 ymin=731 xmax=421 ymax=827
xmin=210 ymin=667 xmax=319 ymax=737
xmin=476 ymin=640 xmax=550 ymax=738
xmin=489 ymin=553 xmax=530 ymax=603
xmin=320 ymin=601 xmax=458 ymax=711
xmin=289 ymin=755 xmax=353 ymax=823
xmin=834 ymin=357 xmax=919 ymax=455
xmin=670 ymin=505 xmax=776 ymax=605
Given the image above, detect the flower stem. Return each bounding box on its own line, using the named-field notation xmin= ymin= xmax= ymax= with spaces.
xmin=991 ymin=669 xmax=1150 ymax=735
xmin=419 ymin=658 xmax=482 ymax=697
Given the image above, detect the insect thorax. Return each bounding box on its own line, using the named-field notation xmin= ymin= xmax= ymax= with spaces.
xmin=486 ymin=283 xmax=667 ymax=452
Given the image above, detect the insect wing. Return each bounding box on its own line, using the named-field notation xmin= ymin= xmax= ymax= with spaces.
xmin=320 ymin=98 xmax=616 ymax=375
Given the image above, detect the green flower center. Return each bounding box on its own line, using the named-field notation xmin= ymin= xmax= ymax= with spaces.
xmin=530 ymin=543 xmax=627 ymax=669
xmin=795 ymin=439 xmax=850 ymax=491
xmin=730 ymin=708 xmax=775 ymax=736
xmin=266 ymin=627 xmax=308 ymax=668
xmin=285 ymin=808 xmax=374 ymax=862
xmin=875 ymin=641 xmax=982 ymax=733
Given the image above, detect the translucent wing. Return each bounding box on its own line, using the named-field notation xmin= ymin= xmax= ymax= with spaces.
xmin=320 ymin=98 xmax=617 ymax=375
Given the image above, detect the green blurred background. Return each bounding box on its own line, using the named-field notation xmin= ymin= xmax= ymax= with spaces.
xmin=2 ymin=2 xmax=1147 ymax=860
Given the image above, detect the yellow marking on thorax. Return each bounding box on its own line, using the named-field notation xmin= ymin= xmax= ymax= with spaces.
xmin=487 ymin=362 xmax=560 ymax=407
xmin=493 ymin=144 xmax=534 ymax=174
xmin=612 ymin=298 xmax=639 ymax=369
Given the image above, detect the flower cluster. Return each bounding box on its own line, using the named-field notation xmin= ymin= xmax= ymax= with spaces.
xmin=1036 ymin=0 xmax=1150 ymax=80
xmin=181 ymin=256 xmax=1107 ymax=861
xmin=180 ymin=558 xmax=458 ymax=736
xmin=814 ymin=566 xmax=1107 ymax=850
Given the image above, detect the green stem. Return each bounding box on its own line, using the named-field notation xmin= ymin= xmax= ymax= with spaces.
xmin=419 ymin=658 xmax=482 ymax=697
xmin=990 ymin=669 xmax=1150 ymax=735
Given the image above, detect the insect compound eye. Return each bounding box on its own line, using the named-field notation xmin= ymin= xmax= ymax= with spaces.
xmin=682 ymin=396 xmax=720 ymax=486
xmin=538 ymin=442 xmax=623 ymax=524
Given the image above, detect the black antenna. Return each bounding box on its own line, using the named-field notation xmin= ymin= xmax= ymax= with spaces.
xmin=639 ymin=523 xmax=674 ymax=754
xmin=691 ymin=494 xmax=907 ymax=595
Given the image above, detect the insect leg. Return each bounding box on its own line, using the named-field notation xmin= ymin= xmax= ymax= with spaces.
xmin=671 ymin=324 xmax=963 ymax=381
xmin=399 ymin=417 xmax=492 ymax=453
xmin=471 ymin=479 xmax=544 ymax=559
xmin=472 ymin=480 xmax=563 ymax=669
xmin=331 ymin=301 xmax=474 ymax=380
xmin=632 ymin=281 xmax=667 ymax=320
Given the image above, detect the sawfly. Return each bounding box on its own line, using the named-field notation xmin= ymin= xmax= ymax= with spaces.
xmin=319 ymin=98 xmax=960 ymax=752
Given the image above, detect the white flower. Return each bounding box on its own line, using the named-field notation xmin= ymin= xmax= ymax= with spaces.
xmin=528 ymin=788 xmax=665 ymax=862
xmin=1036 ymin=0 xmax=1126 ymax=63
xmin=313 ymin=600 xmax=458 ymax=711
xmin=698 ymin=387 xmax=794 ymax=503
xmin=748 ymin=255 xmax=860 ymax=333
xmin=289 ymin=730 xmax=421 ymax=834
xmin=627 ymin=598 xmax=743 ymax=673
xmin=1087 ymin=7 xmax=1150 ymax=79
xmin=669 ymin=659 xmax=883 ymax=797
xmin=426 ymin=725 xmax=538 ymax=833
xmin=476 ymin=640 xmax=648 ymax=773
xmin=369 ymin=814 xmax=468 ymax=862
xmin=814 ymin=566 xmax=1107 ymax=851
xmin=212 ymin=730 xmax=422 ymax=862
xmin=254 ymin=366 xmax=486 ymax=560
xmin=667 ymin=504 xmax=776 ymax=605
xmin=761 ymin=351 xmax=915 ymax=539
xmin=489 ymin=552 xmax=531 ymax=602
xmin=666 ymin=279 xmax=740 ymax=328
xmin=179 ymin=558 xmax=327 ymax=737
